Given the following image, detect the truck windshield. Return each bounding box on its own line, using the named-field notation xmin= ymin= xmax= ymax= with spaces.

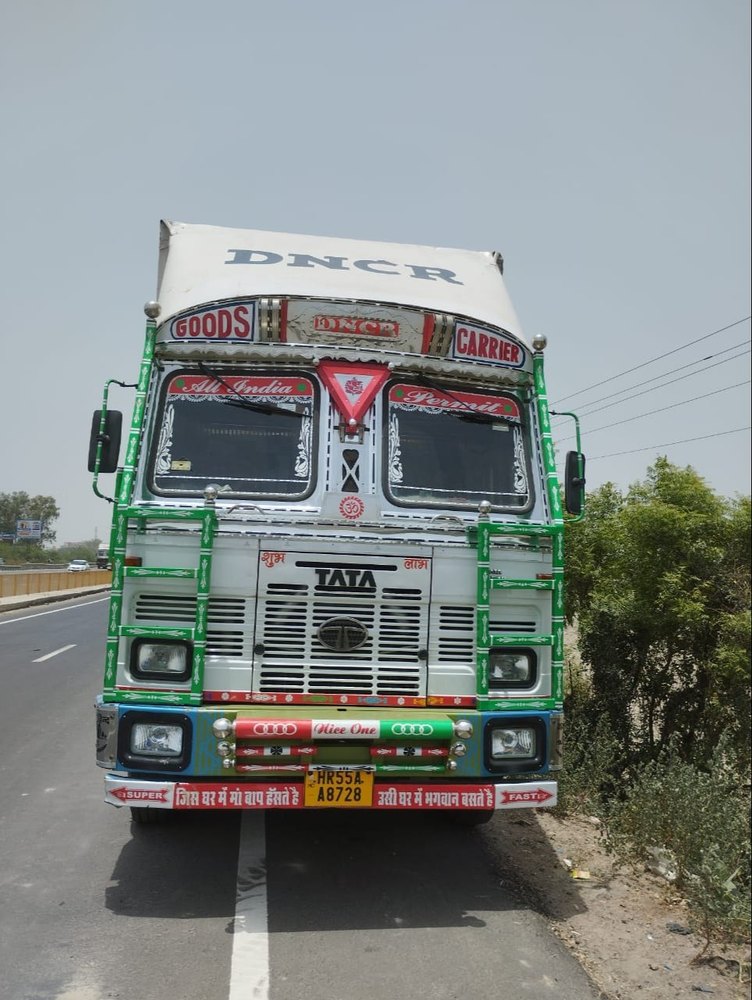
xmin=384 ymin=382 xmax=532 ymax=511
xmin=149 ymin=370 xmax=316 ymax=499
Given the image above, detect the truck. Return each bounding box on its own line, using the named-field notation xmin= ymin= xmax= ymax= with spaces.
xmin=95 ymin=544 xmax=110 ymax=569
xmin=90 ymin=220 xmax=585 ymax=823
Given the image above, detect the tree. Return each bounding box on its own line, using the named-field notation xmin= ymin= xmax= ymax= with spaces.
xmin=0 ymin=492 xmax=60 ymax=545
xmin=565 ymin=458 xmax=751 ymax=770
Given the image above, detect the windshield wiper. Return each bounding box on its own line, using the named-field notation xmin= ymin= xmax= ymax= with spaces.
xmin=197 ymin=363 xmax=305 ymax=419
xmin=410 ymin=373 xmax=516 ymax=426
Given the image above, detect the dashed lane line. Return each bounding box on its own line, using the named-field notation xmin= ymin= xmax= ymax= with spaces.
xmin=229 ymin=812 xmax=270 ymax=1000
xmin=32 ymin=643 xmax=77 ymax=662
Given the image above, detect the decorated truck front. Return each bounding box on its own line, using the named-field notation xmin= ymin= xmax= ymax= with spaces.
xmin=91 ymin=221 xmax=585 ymax=821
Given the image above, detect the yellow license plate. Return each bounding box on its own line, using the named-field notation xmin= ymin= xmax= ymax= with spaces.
xmin=304 ymin=769 xmax=374 ymax=808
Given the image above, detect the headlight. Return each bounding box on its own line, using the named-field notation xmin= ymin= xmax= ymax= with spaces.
xmin=490 ymin=727 xmax=537 ymax=760
xmin=489 ymin=649 xmax=536 ymax=688
xmin=118 ymin=712 xmax=192 ymax=771
xmin=130 ymin=639 xmax=192 ymax=681
xmin=484 ymin=717 xmax=546 ymax=774
xmin=131 ymin=723 xmax=184 ymax=757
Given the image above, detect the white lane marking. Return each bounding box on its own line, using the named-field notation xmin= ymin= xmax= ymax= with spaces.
xmin=0 ymin=597 xmax=109 ymax=626
xmin=32 ymin=643 xmax=77 ymax=663
xmin=229 ymin=812 xmax=269 ymax=1000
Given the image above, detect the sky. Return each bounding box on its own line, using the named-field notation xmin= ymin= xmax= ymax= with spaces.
xmin=1 ymin=0 xmax=750 ymax=544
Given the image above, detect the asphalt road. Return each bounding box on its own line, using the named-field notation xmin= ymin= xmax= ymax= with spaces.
xmin=0 ymin=595 xmax=601 ymax=1000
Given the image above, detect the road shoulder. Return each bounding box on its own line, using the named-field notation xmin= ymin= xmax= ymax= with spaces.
xmin=483 ymin=811 xmax=750 ymax=1000
xmin=0 ymin=585 xmax=110 ymax=613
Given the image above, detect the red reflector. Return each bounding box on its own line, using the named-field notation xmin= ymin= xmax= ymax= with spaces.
xmin=124 ymin=556 xmax=142 ymax=567
xmin=536 ymin=573 xmax=553 ymax=580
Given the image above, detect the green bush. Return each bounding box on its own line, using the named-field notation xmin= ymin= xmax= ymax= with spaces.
xmin=556 ymin=683 xmax=622 ymax=816
xmin=607 ymin=737 xmax=751 ymax=944
xmin=566 ymin=465 xmax=751 ymax=770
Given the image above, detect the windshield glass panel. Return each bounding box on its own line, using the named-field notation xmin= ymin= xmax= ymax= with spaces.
xmin=385 ymin=382 xmax=532 ymax=510
xmin=149 ymin=371 xmax=316 ymax=499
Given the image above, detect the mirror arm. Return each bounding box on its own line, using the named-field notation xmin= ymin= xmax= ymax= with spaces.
xmin=551 ymin=410 xmax=586 ymax=522
xmin=92 ymin=379 xmax=133 ymax=502
xmin=550 ymin=410 xmax=582 ymax=452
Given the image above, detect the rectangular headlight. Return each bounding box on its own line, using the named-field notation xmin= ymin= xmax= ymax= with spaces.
xmin=490 ymin=727 xmax=537 ymax=760
xmin=489 ymin=649 xmax=536 ymax=689
xmin=131 ymin=722 xmax=184 ymax=757
xmin=131 ymin=639 xmax=192 ymax=681
xmin=118 ymin=711 xmax=192 ymax=771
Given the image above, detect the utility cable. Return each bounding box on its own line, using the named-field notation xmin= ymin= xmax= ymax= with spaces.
xmin=551 ymin=340 xmax=751 ymax=419
xmin=588 ymin=426 xmax=751 ymax=460
xmin=556 ymin=379 xmax=751 ymax=439
xmin=565 ymin=347 xmax=751 ymax=420
xmin=551 ymin=316 xmax=751 ymax=406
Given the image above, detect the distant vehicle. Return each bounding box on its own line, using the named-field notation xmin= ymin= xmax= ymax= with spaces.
xmin=67 ymin=559 xmax=90 ymax=572
xmin=95 ymin=545 xmax=110 ymax=569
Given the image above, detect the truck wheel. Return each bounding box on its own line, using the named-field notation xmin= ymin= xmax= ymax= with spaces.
xmin=451 ymin=809 xmax=495 ymax=827
xmin=130 ymin=807 xmax=170 ymax=825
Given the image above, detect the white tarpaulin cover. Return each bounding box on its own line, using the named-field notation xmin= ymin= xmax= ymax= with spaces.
xmin=156 ymin=221 xmax=526 ymax=343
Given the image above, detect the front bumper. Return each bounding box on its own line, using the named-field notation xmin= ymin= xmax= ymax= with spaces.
xmin=98 ymin=701 xmax=560 ymax=811
xmin=104 ymin=774 xmax=557 ymax=811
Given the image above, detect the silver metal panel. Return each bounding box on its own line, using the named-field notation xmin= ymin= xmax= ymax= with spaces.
xmin=254 ymin=550 xmax=431 ymax=697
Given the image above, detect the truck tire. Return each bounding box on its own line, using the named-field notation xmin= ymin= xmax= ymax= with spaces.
xmin=450 ymin=808 xmax=495 ymax=827
xmin=130 ymin=807 xmax=170 ymax=825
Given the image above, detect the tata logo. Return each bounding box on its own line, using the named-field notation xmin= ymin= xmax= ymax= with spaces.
xmin=318 ymin=617 xmax=369 ymax=652
xmin=314 ymin=568 xmax=376 ymax=589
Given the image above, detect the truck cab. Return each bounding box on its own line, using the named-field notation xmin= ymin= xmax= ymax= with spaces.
xmin=90 ymin=221 xmax=584 ymax=820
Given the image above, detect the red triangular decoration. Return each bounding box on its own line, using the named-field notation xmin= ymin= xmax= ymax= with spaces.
xmin=318 ymin=362 xmax=390 ymax=426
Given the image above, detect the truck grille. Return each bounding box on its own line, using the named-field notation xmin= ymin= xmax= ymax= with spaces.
xmin=133 ymin=594 xmax=247 ymax=658
xmin=432 ymin=605 xmax=538 ymax=663
xmin=255 ymin=556 xmax=429 ymax=697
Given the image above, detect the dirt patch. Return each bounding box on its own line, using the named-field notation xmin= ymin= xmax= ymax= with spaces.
xmin=482 ymin=811 xmax=751 ymax=1000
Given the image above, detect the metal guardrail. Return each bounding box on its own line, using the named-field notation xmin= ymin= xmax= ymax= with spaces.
xmin=0 ymin=563 xmax=81 ymax=571
xmin=0 ymin=569 xmax=111 ymax=598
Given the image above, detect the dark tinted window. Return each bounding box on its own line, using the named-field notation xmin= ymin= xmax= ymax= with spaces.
xmin=149 ymin=371 xmax=316 ymax=499
xmin=385 ymin=382 xmax=532 ymax=511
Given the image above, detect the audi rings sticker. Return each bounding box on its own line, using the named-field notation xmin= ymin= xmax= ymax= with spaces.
xmin=388 ymin=723 xmax=434 ymax=737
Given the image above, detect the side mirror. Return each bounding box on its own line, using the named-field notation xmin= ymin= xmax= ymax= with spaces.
xmin=88 ymin=410 xmax=123 ymax=473
xmin=564 ymin=451 xmax=586 ymax=516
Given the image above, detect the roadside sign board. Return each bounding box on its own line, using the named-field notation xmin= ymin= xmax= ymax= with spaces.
xmin=16 ymin=519 xmax=43 ymax=540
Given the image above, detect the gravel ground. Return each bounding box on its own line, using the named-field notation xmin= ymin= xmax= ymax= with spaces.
xmin=482 ymin=810 xmax=750 ymax=1000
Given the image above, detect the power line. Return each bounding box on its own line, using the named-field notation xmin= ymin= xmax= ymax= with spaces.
xmin=556 ymin=379 xmax=751 ymax=439
xmin=589 ymin=426 xmax=751 ymax=460
xmin=565 ymin=347 xmax=751 ymax=421
xmin=552 ymin=339 xmax=751 ymax=419
xmin=551 ymin=315 xmax=751 ymax=406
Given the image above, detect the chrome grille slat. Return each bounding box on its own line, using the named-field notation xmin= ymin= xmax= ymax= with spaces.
xmin=133 ymin=594 xmax=247 ymax=657
xmin=433 ymin=605 xmax=537 ymax=663
xmin=258 ymin=568 xmax=428 ymax=695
